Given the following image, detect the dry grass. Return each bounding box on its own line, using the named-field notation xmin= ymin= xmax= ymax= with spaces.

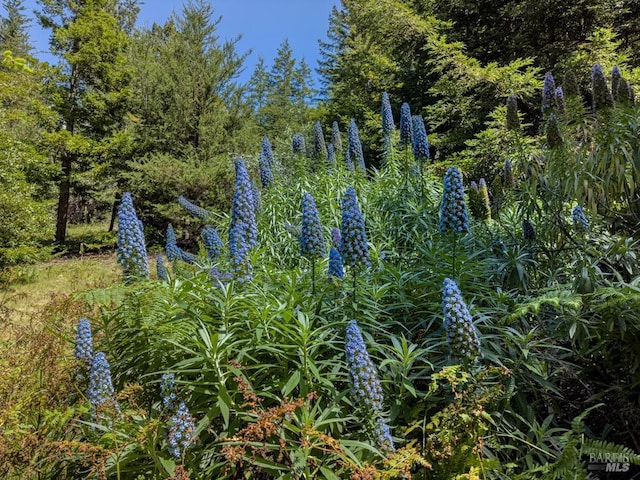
xmin=0 ymin=253 xmax=120 ymax=337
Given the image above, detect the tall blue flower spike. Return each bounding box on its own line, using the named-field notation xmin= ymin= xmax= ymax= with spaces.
xmin=331 ymin=121 xmax=343 ymax=154
xmin=412 ymin=115 xmax=429 ymax=163
xmin=542 ymin=72 xmax=556 ymax=114
xmin=117 ymin=192 xmax=149 ymax=280
xmin=441 ymin=278 xmax=482 ymax=363
xmin=202 ymin=225 xmax=224 ymax=260
xmin=348 ymin=118 xmax=366 ymax=171
xmin=292 ymin=133 xmax=306 ymax=154
xmin=178 ymin=195 xmax=211 ymax=221
xmin=592 ymin=63 xmax=613 ymax=111
xmin=340 ymin=186 xmax=370 ymax=268
xmin=439 ymin=167 xmax=469 ymax=234
xmin=300 ymin=192 xmax=325 ymax=259
xmin=328 ymin=247 xmax=344 ymax=280
xmin=399 ymin=102 xmax=413 ymax=147
xmin=313 ymin=121 xmax=327 ymax=160
xmin=167 ymin=401 xmax=196 ymax=458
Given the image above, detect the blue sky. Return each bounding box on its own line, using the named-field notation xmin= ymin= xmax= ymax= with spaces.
xmin=15 ymin=0 xmax=338 ymax=84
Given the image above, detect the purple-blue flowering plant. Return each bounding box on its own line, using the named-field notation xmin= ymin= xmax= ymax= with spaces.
xmin=439 ymin=166 xmax=469 ymax=235
xmin=331 ymin=121 xmax=343 ymax=154
xmin=327 ymin=143 xmax=337 ymax=168
xmin=399 ymin=102 xmax=413 ymax=147
xmin=75 ymin=318 xmax=93 ymax=374
xmin=292 ymin=133 xmax=306 ymax=154
xmin=87 ymin=351 xmax=120 ymax=422
xmin=229 ymin=158 xmax=257 ymax=251
xmin=542 ymin=72 xmax=556 ymax=114
xmin=592 ymin=63 xmax=613 ymax=111
xmin=117 ymin=192 xmax=149 ymax=280
xmin=340 ymin=186 xmax=370 ymax=269
xmin=156 ymin=254 xmax=169 ymax=281
xmin=313 ymin=121 xmax=327 ymax=162
xmin=381 ymin=92 xmax=395 ymax=164
xmin=160 ymin=373 xmax=177 ymax=411
xmin=261 ymin=135 xmax=274 ymax=170
xmin=348 ymin=119 xmax=366 ymax=172
xmin=301 ymin=192 xmax=325 ymax=293
xmin=442 ymin=278 xmax=482 ymax=363
xmin=328 ymin=247 xmax=344 ymax=280
xmin=506 ymin=95 xmax=520 ymax=131
xmin=411 ymin=115 xmax=429 ymax=163
xmin=178 ymin=195 xmax=211 ymax=221
xmin=167 ymin=401 xmax=196 ymax=459
xmin=572 ymin=206 xmax=589 ymax=232
xmin=202 ymin=226 xmax=223 ymax=260
xmin=258 ymin=152 xmax=274 ymax=188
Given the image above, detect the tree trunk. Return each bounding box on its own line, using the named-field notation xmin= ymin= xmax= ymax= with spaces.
xmin=55 ymin=152 xmax=72 ymax=243
xmin=108 ymin=192 xmax=122 ymax=232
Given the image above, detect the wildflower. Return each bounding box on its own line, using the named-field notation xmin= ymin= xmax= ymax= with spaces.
xmin=87 ymin=352 xmax=119 ymax=419
xmin=555 ymin=87 xmax=566 ymax=113
xmin=522 ymin=219 xmax=536 ymax=242
xmin=160 ymin=373 xmax=177 ymax=411
xmin=313 ymin=121 xmax=327 ymax=161
xmin=546 ymin=113 xmax=563 ymax=147
xmin=503 ymin=159 xmax=516 ymax=189
xmin=229 ymin=222 xmax=253 ymax=283
xmin=542 ymin=72 xmax=556 ymax=114
xmin=327 ymin=143 xmax=337 ymax=167
xmin=202 ymin=226 xmax=223 ymax=260
xmin=178 ymin=195 xmax=211 ymax=221
xmin=300 ymin=192 xmax=325 ymax=259
xmin=210 ymin=266 xmax=233 ymax=285
xmin=439 ymin=166 xmax=469 ymax=234
xmin=611 ymin=66 xmax=622 ymax=102
xmin=399 ymin=102 xmax=413 ymax=147
xmin=592 ymin=63 xmax=613 ymax=111
xmin=340 ymin=186 xmax=370 ymax=268
xmin=572 ymin=206 xmax=589 ymax=231
xmin=374 ymin=417 xmax=395 ymax=454
xmin=116 ymin=192 xmax=149 ymax=280
xmin=292 ymin=133 xmax=306 ymax=154
xmin=441 ymin=278 xmax=482 ymax=363
xmin=156 ymin=254 xmax=169 ymax=281
xmin=328 ymin=247 xmax=344 ymax=279
xmin=166 ymin=225 xmax=196 ymax=264
xmin=75 ymin=318 xmax=93 ymax=370
xmin=345 ymin=320 xmax=384 ymax=412
xmin=506 ymin=95 xmax=520 ymax=131
xmin=331 ymin=121 xmax=343 ymax=153
xmin=261 ymin=135 xmax=274 ymax=170
xmin=229 ymin=158 xmax=257 ymax=250
xmin=381 ymin=92 xmax=395 ymax=135
xmin=258 ymin=152 xmax=274 ymax=188
xmin=167 ymin=401 xmax=196 ymax=459
xmin=412 ymin=115 xmax=429 ymax=163
xmin=252 ymin=182 xmax=262 ymax=213
xmin=348 ymin=118 xmax=366 ymax=171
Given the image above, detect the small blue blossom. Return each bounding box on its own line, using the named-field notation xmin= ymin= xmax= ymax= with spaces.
xmin=292 ymin=133 xmax=306 ymax=154
xmin=167 ymin=401 xmax=196 ymax=459
xmin=572 ymin=206 xmax=589 ymax=231
xmin=412 ymin=115 xmax=429 ymax=163
xmin=328 ymin=247 xmax=344 ymax=279
xmin=399 ymin=102 xmax=413 ymax=147
xmin=313 ymin=121 xmax=327 ymax=160
xmin=178 ymin=195 xmax=211 ymax=221
xmin=439 ymin=166 xmax=469 ymax=234
xmin=156 ymin=254 xmax=169 ymax=281
xmin=441 ymin=278 xmax=482 ymax=363
xmin=202 ymin=226 xmax=223 ymax=260
xmin=331 ymin=121 xmax=343 ymax=153
xmin=300 ymin=192 xmax=325 ymax=259
xmin=374 ymin=417 xmax=395 ymax=455
xmin=160 ymin=373 xmax=177 ymax=411
xmin=74 ymin=318 xmax=93 ymax=370
xmin=340 ymin=186 xmax=370 ymax=268
xmin=87 ymin=351 xmax=119 ymax=420
xmin=348 ymin=119 xmax=366 ymax=171
xmin=210 ymin=266 xmax=233 ymax=285
xmin=542 ymin=72 xmax=556 ymax=114
xmin=345 ymin=320 xmax=384 ymax=412
xmin=117 ymin=192 xmax=149 ymax=280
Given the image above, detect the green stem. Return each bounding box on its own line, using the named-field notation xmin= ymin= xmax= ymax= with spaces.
xmin=353 ymin=267 xmax=357 ymax=306
xmin=311 ymin=258 xmax=316 ymax=295
xmin=452 ymin=233 xmax=458 ymax=279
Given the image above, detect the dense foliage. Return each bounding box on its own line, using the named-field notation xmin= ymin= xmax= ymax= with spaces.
xmin=3 ymin=0 xmax=640 ymax=479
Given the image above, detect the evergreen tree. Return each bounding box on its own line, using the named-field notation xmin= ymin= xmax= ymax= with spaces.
xmin=0 ymin=0 xmax=31 ymax=57
xmin=37 ymin=0 xmax=136 ymax=243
